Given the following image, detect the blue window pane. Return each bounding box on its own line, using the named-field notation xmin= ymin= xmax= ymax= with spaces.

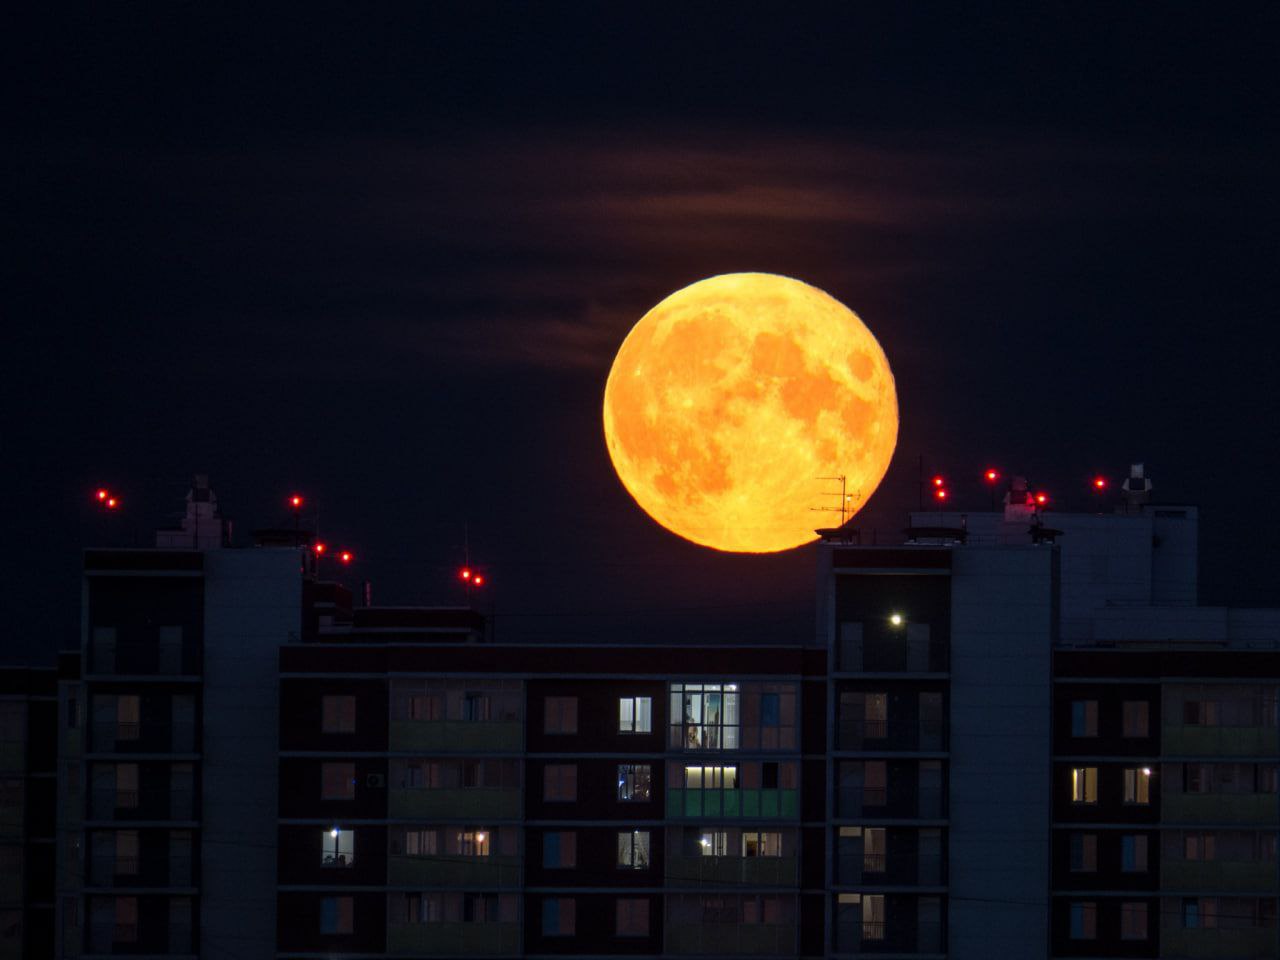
xmin=320 ymin=897 xmax=338 ymax=933
xmin=761 ymin=694 xmax=780 ymax=727
xmin=544 ymin=832 xmax=560 ymax=867
xmin=543 ymin=899 xmax=559 ymax=933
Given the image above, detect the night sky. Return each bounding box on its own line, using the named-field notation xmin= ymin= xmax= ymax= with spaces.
xmin=7 ymin=6 xmax=1279 ymax=661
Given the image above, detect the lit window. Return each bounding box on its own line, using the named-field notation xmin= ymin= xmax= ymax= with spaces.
xmin=320 ymin=895 xmax=353 ymax=934
xmin=544 ymin=764 xmax=577 ymax=802
xmin=1121 ymin=834 xmax=1148 ymax=872
xmin=616 ymin=898 xmax=649 ymax=936
xmin=1069 ymin=833 xmax=1097 ymax=872
xmin=1071 ymin=700 xmax=1098 ymax=737
xmin=699 ymin=831 xmax=728 ymax=857
xmin=459 ymin=830 xmax=490 ymax=857
xmin=1122 ymin=701 xmax=1150 ymax=738
xmin=543 ymin=831 xmax=577 ymax=868
xmin=616 ymin=830 xmax=650 ymax=869
xmin=1123 ymin=768 xmax=1151 ymax=805
xmin=684 ymin=765 xmax=737 ymax=790
xmin=542 ymin=897 xmax=576 ymax=936
xmin=1120 ymin=901 xmax=1147 ymax=940
xmin=670 ymin=683 xmax=740 ymax=750
xmin=322 ymin=828 xmax=354 ymax=867
xmin=742 ymin=831 xmax=782 ymax=858
xmin=322 ymin=695 xmax=356 ymax=734
xmin=862 ymin=828 xmax=886 ymax=872
xmin=1070 ymin=901 xmax=1096 ymax=939
xmin=1070 ymin=767 xmax=1097 ymax=804
xmin=619 ymin=696 xmax=653 ymax=734
xmin=861 ymin=894 xmax=884 ymax=941
xmin=617 ymin=764 xmax=652 ymax=802
xmin=321 ymin=763 xmax=356 ymax=801
xmin=544 ymin=697 xmax=578 ymax=735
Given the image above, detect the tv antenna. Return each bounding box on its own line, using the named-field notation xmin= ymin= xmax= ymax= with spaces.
xmin=812 ymin=475 xmax=858 ymax=526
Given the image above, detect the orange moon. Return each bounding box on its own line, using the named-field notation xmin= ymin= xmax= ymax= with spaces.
xmin=602 ymin=273 xmax=898 ymax=553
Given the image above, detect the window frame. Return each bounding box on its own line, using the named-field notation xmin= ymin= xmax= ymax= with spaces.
xmin=618 ymin=696 xmax=653 ymax=734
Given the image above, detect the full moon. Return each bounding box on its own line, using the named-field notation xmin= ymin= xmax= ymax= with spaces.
xmin=602 ymin=273 xmax=898 ymax=553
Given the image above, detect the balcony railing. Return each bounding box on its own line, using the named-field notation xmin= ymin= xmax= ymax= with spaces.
xmin=91 ymin=721 xmax=196 ymax=753
xmin=862 ymin=853 xmax=886 ymax=873
xmin=90 ymin=788 xmax=195 ymax=821
xmin=837 ymin=720 xmax=947 ymax=752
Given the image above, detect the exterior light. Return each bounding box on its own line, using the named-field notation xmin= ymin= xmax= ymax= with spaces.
xmin=314 ymin=542 xmax=326 ymax=555
xmin=460 ymin=567 xmax=472 ymax=581
xmin=1093 ymin=477 xmax=1108 ymax=490
xmin=106 ymin=497 xmax=119 ymax=509
xmin=932 ymin=475 xmax=944 ymax=488
xmin=96 ymin=488 xmax=109 ymax=501
xmin=476 ymin=832 xmax=487 ymax=842
xmin=339 ymin=551 xmax=353 ymax=564
xmin=934 ymin=488 xmax=948 ymax=501
xmin=1141 ymin=767 xmax=1151 ymax=776
xmin=699 ymin=838 xmax=711 ymax=847
xmin=1035 ymin=493 xmax=1048 ymax=506
xmin=473 ymin=575 xmax=485 ymax=586
xmin=889 ymin=613 xmax=904 ymax=627
xmin=984 ymin=469 xmax=999 ymax=483
xmin=290 ymin=495 xmax=303 ymax=508
xmin=331 ymin=827 xmax=339 ymax=838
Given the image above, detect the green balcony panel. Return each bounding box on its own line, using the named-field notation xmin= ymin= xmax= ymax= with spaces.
xmin=1163 ymin=725 xmax=1280 ymax=758
xmin=389 ymin=788 xmax=521 ymax=820
xmin=1160 ymin=926 xmax=1279 ymax=958
xmin=388 ymin=855 xmax=520 ymax=887
xmin=387 ymin=921 xmax=520 ymax=955
xmin=1162 ymin=793 xmax=1280 ymax=824
xmin=389 ymin=720 xmax=523 ymax=752
xmin=667 ymin=922 xmax=795 ymax=955
xmin=1160 ymin=859 xmax=1279 ymax=893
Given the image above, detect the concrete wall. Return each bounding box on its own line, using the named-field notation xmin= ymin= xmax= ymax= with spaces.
xmin=201 ymin=549 xmax=300 ymax=957
xmin=948 ymin=545 xmax=1054 ymax=959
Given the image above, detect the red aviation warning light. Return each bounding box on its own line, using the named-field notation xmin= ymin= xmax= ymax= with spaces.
xmin=96 ymin=488 xmax=109 ymax=502
xmin=106 ymin=497 xmax=119 ymax=509
xmin=339 ymin=551 xmax=353 ymax=564
xmin=473 ymin=575 xmax=485 ymax=587
xmin=313 ymin=542 xmax=326 ymax=555
xmin=289 ymin=494 xmax=304 ymax=509
xmin=1093 ymin=476 xmax=1108 ymax=491
xmin=932 ymin=475 xmax=945 ymax=488
xmin=459 ymin=567 xmax=472 ymax=581
xmin=934 ymin=488 xmax=948 ymax=502
xmin=1034 ymin=492 xmax=1049 ymax=506
xmin=984 ymin=469 xmax=999 ymax=483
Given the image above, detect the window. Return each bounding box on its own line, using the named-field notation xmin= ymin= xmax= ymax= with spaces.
xmin=462 ymin=692 xmax=490 ymax=722
xmin=114 ymin=896 xmax=138 ymax=943
xmin=321 ymin=763 xmax=356 ymax=800
xmin=864 ymin=693 xmax=888 ymax=739
xmin=617 ymin=830 xmax=650 ymax=869
xmin=1259 ymin=765 xmax=1279 ymax=794
xmin=618 ymin=764 xmax=652 ymax=802
xmin=115 ymin=831 xmax=139 ymax=875
xmin=1121 ymin=835 xmax=1148 ymax=872
xmin=699 ymin=831 xmax=728 ymax=856
xmin=67 ymin=696 xmax=79 ymax=729
xmin=1123 ymin=701 xmax=1150 ymax=737
xmin=117 ymin=696 xmax=140 ymax=740
xmin=761 ymin=693 xmax=780 ymax=727
xmin=405 ymin=829 xmax=438 ymax=856
xmin=1120 ymin=902 xmax=1147 ymax=940
xmin=544 ymin=697 xmax=578 ymax=734
xmin=543 ymin=898 xmax=575 ymax=936
xmin=861 ymin=894 xmax=885 ymax=941
xmin=459 ymin=830 xmax=490 ymax=857
xmin=742 ymin=831 xmax=782 ymax=858
xmin=1069 ymin=833 xmax=1097 ymax=872
xmin=1123 ymin=767 xmax=1152 ymax=805
xmin=322 ymin=696 xmax=356 ymax=733
xmin=544 ymin=764 xmax=577 ymax=802
xmin=684 ymin=765 xmax=737 ymax=790
xmin=1185 ymin=833 xmax=1216 ymax=861
xmin=1183 ymin=898 xmax=1219 ymax=929
xmin=616 ymin=898 xmax=649 ymax=937
xmin=862 ymin=828 xmax=886 ymax=872
xmin=322 ymin=828 xmax=354 ymax=867
xmin=320 ymin=895 xmax=354 ymax=934
xmin=1185 ymin=700 xmax=1219 ymax=726
xmin=1071 ymin=700 xmax=1098 ymax=737
xmin=670 ymin=683 xmax=740 ymax=750
xmin=864 ymin=760 xmax=887 ymax=807
xmin=619 ymin=696 xmax=653 ymax=733
xmin=409 ymin=693 xmax=442 ymax=720
xmin=543 ymin=831 xmax=577 ymax=868
xmin=1070 ymin=767 xmax=1097 ymax=804
xmin=116 ymin=764 xmax=139 ymax=809
xmin=1070 ymin=901 xmax=1096 ymax=939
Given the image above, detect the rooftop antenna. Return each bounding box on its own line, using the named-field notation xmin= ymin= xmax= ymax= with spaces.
xmin=812 ymin=476 xmax=857 ymax=526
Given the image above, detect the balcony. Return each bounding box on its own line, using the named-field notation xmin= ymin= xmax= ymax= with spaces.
xmin=390 ymin=720 xmax=522 ymax=753
xmin=1161 ymin=926 xmax=1278 ymax=958
xmin=388 ymin=788 xmax=520 ymax=820
xmin=1160 ymin=858 xmax=1278 ymax=893
xmin=1163 ymin=724 xmax=1280 ymax=758
xmin=837 ymin=790 xmax=943 ymax=820
xmin=387 ymin=921 xmax=519 ymax=955
xmin=388 ymin=854 xmax=520 ymax=887
xmin=90 ymin=855 xmax=195 ymax=888
xmin=665 ymin=789 xmax=800 ymax=819
xmin=837 ymin=720 xmax=947 ymax=753
xmin=666 ymin=922 xmax=795 ymax=954
xmin=90 ymin=789 xmax=195 ymax=822
xmin=837 ymin=853 xmax=943 ymax=887
xmin=833 ymin=920 xmax=942 ymax=954
xmin=666 ymin=856 xmax=798 ymax=885
xmin=1162 ymin=792 xmax=1278 ymax=824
